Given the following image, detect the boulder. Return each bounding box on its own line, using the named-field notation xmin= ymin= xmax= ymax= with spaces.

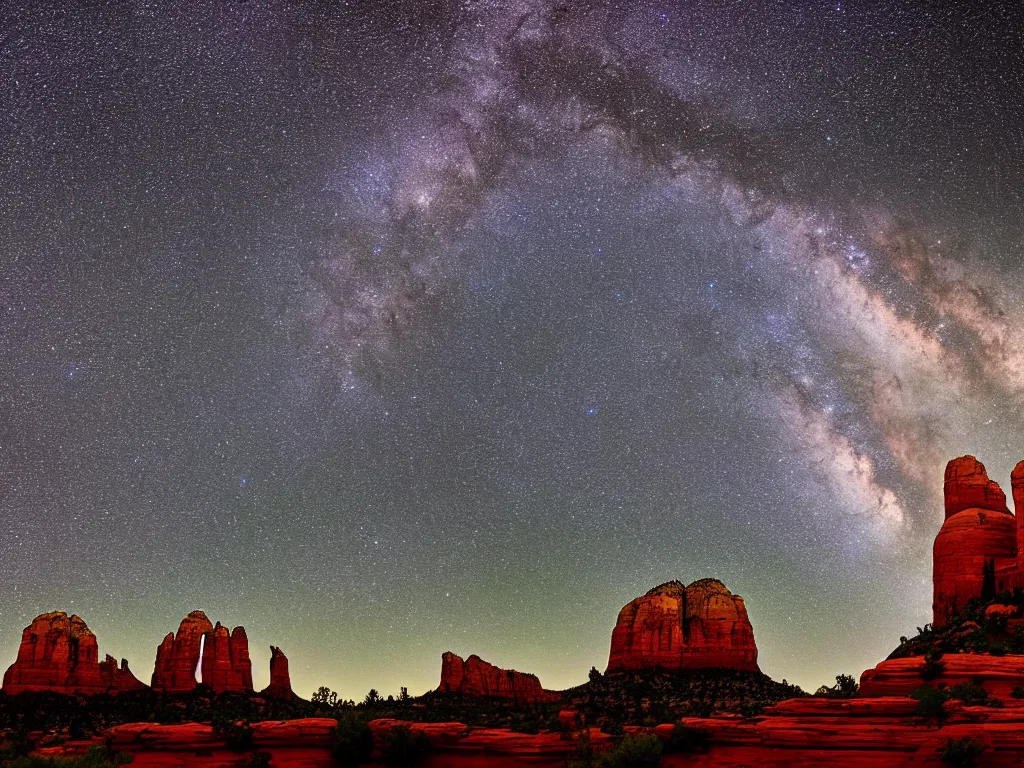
xmin=437 ymin=652 xmax=561 ymax=703
xmin=261 ymin=645 xmax=294 ymax=699
xmin=2 ymin=612 xmax=138 ymax=695
xmin=606 ymin=579 xmax=759 ymax=673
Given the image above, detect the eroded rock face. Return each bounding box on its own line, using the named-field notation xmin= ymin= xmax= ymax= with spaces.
xmin=944 ymin=455 xmax=1010 ymax=518
xmin=933 ymin=508 xmax=1017 ymax=626
xmin=606 ymin=579 xmax=759 ymax=673
xmin=261 ymin=646 xmax=294 ymax=699
xmin=153 ymin=612 xmax=254 ymax=694
xmin=2 ymin=612 xmax=142 ymax=695
xmin=437 ymin=652 xmax=560 ymax=703
xmin=99 ymin=655 xmax=146 ymax=692
xmin=152 ymin=611 xmax=214 ymax=693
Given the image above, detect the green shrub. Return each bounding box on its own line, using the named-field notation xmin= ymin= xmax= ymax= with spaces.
xmin=1011 ymin=686 xmax=1024 ymax=699
xmin=331 ymin=712 xmax=373 ymax=767
xmin=940 ymin=737 xmax=984 ymax=767
xmin=911 ymin=686 xmax=948 ymax=721
xmin=597 ymin=733 xmax=663 ymax=768
xmin=663 ymin=722 xmax=709 ymax=754
xmin=2 ymin=747 xmax=133 ymax=768
xmin=921 ymin=648 xmax=946 ymax=680
xmin=243 ymin=752 xmax=272 ymax=768
xmin=211 ymin=718 xmax=254 ymax=752
xmin=566 ymin=730 xmax=597 ymax=768
xmin=946 ymin=682 xmax=988 ymax=706
xmin=378 ymin=725 xmax=432 ymax=768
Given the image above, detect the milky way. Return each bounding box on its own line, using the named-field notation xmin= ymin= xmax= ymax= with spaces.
xmin=1 ymin=1 xmax=1022 ymax=698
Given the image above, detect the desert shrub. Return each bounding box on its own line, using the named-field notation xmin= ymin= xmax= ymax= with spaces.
xmin=212 ymin=718 xmax=253 ymax=752
xmin=911 ymin=686 xmax=948 ymax=721
xmin=597 ymin=733 xmax=663 ymax=768
xmin=940 ymin=737 xmax=984 ymax=767
xmin=663 ymin=722 xmax=709 ymax=754
xmin=378 ymin=725 xmax=432 ymax=768
xmin=566 ymin=730 xmax=597 ymax=768
xmin=946 ymin=682 xmax=988 ymax=706
xmin=921 ymin=648 xmax=946 ymax=681
xmin=2 ymin=747 xmax=133 ymax=768
xmin=1011 ymin=686 xmax=1024 ymax=699
xmin=331 ymin=712 xmax=373 ymax=767
xmin=243 ymin=753 xmax=272 ymax=768
xmin=989 ymin=642 xmax=1007 ymax=656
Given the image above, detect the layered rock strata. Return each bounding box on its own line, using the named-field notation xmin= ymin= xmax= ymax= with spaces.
xmin=2 ymin=612 xmax=144 ymax=695
xmin=606 ymin=579 xmax=759 ymax=673
xmin=437 ymin=652 xmax=561 ymax=703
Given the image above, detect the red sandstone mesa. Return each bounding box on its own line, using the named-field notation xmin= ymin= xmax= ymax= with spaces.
xmin=437 ymin=652 xmax=561 ymax=703
xmin=152 ymin=610 xmax=254 ymax=694
xmin=261 ymin=645 xmax=294 ymax=699
xmin=2 ymin=612 xmax=144 ymax=695
xmin=606 ymin=578 xmax=759 ymax=673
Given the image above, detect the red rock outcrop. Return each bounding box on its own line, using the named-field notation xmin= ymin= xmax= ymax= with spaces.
xmin=98 ymin=654 xmax=146 ymax=692
xmin=199 ymin=623 xmax=252 ymax=692
xmin=859 ymin=654 xmax=1024 ymax=700
xmin=152 ymin=612 xmax=254 ymax=694
xmin=2 ymin=612 xmax=142 ymax=695
xmin=437 ymin=652 xmax=561 ymax=703
xmin=261 ymin=645 xmax=294 ymax=699
xmin=151 ymin=611 xmax=214 ymax=693
xmin=606 ymin=579 xmax=759 ymax=673
xmin=944 ymin=455 xmax=1010 ymax=518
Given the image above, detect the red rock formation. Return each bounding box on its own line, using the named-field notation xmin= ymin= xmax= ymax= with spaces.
xmin=606 ymin=579 xmax=759 ymax=674
xmin=2 ymin=612 xmax=140 ymax=695
xmin=1013 ymin=460 xmax=1024 ymax=562
xmin=98 ymin=654 xmax=146 ymax=692
xmin=261 ymin=646 xmax=294 ymax=699
xmin=944 ymin=455 xmax=1010 ymax=518
xmin=152 ymin=612 xmax=254 ymax=694
xmin=199 ymin=622 xmax=252 ymax=693
xmin=933 ymin=506 xmax=1017 ymax=626
xmin=437 ymin=652 xmax=561 ymax=703
xmin=151 ymin=610 xmax=213 ymax=693
xmin=859 ymin=654 xmax=1024 ymax=700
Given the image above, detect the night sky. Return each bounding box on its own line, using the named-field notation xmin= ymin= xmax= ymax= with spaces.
xmin=1 ymin=1 xmax=1023 ymax=700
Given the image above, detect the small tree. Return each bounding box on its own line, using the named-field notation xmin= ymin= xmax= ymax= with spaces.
xmin=363 ymin=688 xmax=382 ymax=706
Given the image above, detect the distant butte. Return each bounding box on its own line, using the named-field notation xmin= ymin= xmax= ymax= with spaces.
xmin=606 ymin=578 xmax=759 ymax=673
xmin=437 ymin=652 xmax=561 ymax=703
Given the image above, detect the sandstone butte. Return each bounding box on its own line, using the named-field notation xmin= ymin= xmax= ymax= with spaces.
xmin=260 ymin=645 xmax=295 ymax=699
xmin=934 ymin=455 xmax=1024 ymax=626
xmin=1 ymin=612 xmax=145 ymax=695
xmin=152 ymin=611 xmax=253 ymax=694
xmin=437 ymin=651 xmax=561 ymax=703
xmin=606 ymin=578 xmax=759 ymax=673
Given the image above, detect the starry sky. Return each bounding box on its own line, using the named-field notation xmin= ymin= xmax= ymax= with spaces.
xmin=1 ymin=0 xmax=1023 ymax=700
